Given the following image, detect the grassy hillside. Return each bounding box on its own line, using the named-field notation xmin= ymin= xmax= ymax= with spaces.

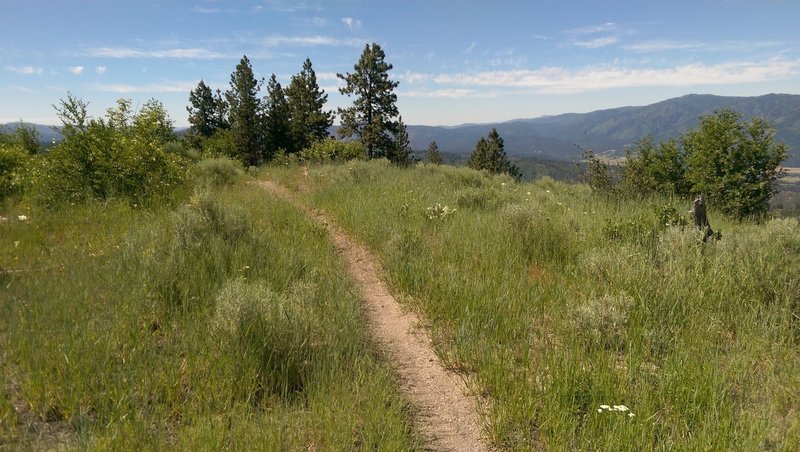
xmin=267 ymin=160 xmax=800 ymax=449
xmin=0 ymin=175 xmax=417 ymax=449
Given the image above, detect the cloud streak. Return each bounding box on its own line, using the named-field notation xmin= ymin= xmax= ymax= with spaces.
xmin=85 ymin=47 xmax=229 ymax=59
xmin=341 ymin=17 xmax=362 ymax=30
xmin=68 ymin=66 xmax=84 ymax=75
xmin=432 ymin=58 xmax=800 ymax=93
xmin=6 ymin=65 xmax=43 ymax=75
xmin=261 ymin=35 xmax=364 ymax=47
xmin=91 ymin=81 xmax=198 ymax=93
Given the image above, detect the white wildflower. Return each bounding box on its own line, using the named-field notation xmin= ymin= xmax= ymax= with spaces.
xmin=17 ymin=215 xmax=28 ymax=221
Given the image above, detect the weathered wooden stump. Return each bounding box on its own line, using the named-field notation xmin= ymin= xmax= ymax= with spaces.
xmin=691 ymin=194 xmax=717 ymax=242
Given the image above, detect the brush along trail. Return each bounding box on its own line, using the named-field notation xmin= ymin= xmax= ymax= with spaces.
xmin=257 ymin=178 xmax=487 ymax=452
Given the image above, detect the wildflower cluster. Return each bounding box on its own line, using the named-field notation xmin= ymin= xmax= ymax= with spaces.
xmin=597 ymin=404 xmax=635 ymax=418
xmin=426 ymin=203 xmax=456 ymax=221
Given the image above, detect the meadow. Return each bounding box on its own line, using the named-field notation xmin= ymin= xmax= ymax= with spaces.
xmin=2 ymin=156 xmax=799 ymax=450
xmin=267 ymin=160 xmax=800 ymax=450
xmin=0 ymin=162 xmax=417 ymax=449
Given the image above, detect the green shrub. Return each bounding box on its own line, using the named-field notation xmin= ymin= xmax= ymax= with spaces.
xmin=300 ymin=138 xmax=365 ymax=163
xmin=213 ymin=278 xmax=319 ymax=398
xmin=195 ymin=157 xmax=242 ymax=187
xmin=500 ymin=203 xmax=576 ymax=265
xmin=29 ymin=97 xmax=191 ymax=207
xmin=0 ymin=144 xmax=30 ymax=200
xmin=572 ymin=293 xmax=634 ymax=351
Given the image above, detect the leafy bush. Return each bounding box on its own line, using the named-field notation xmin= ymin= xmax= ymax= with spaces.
xmin=299 ymin=138 xmax=365 ymax=163
xmin=29 ymin=96 xmax=191 ymax=206
xmin=199 ymin=128 xmax=237 ymax=159
xmin=0 ymin=144 xmax=29 ymax=200
xmin=684 ymin=109 xmax=787 ymax=220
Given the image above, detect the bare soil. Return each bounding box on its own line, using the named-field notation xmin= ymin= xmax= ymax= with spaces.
xmin=258 ymin=179 xmax=487 ymax=451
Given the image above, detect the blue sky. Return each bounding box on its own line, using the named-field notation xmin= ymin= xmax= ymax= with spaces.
xmin=2 ymin=0 xmax=798 ymax=127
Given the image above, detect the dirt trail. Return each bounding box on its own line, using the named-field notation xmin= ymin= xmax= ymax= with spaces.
xmin=258 ymin=179 xmax=487 ymax=452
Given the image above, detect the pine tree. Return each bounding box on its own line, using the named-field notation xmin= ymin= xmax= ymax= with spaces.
xmin=187 ymin=80 xmax=217 ymax=138
xmin=337 ymin=43 xmax=400 ymax=159
xmin=187 ymin=80 xmax=228 ymax=144
xmin=427 ymin=141 xmax=443 ymax=164
xmin=387 ymin=117 xmax=413 ymax=166
xmin=286 ymin=58 xmax=333 ymax=153
xmin=226 ymin=55 xmax=263 ymax=166
xmin=467 ymin=128 xmax=521 ymax=180
xmin=263 ymin=74 xmax=291 ymax=160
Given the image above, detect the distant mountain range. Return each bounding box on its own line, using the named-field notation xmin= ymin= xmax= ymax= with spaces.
xmin=5 ymin=93 xmax=800 ymax=165
xmin=0 ymin=122 xmax=63 ymax=144
xmin=404 ymin=93 xmax=800 ymax=166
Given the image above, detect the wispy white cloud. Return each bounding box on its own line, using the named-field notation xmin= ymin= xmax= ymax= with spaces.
xmin=6 ymin=65 xmax=43 ymax=75
xmin=264 ymin=0 xmax=323 ymax=13
xmin=306 ymin=16 xmax=327 ymax=27
xmin=96 ymin=66 xmax=107 ymax=74
xmin=68 ymin=66 xmax=85 ymax=75
xmin=260 ymin=35 xmax=363 ymax=47
xmin=402 ymin=88 xmax=496 ymax=99
xmin=341 ymin=17 xmax=361 ymax=30
xmin=572 ymin=37 xmax=619 ymax=49
xmin=570 ymin=22 xmax=619 ymax=34
xmin=463 ymin=42 xmax=476 ymax=54
xmin=624 ymin=39 xmax=785 ymax=53
xmin=316 ymin=71 xmax=340 ymax=81
xmin=398 ymin=71 xmax=430 ymax=84
xmin=567 ymin=22 xmax=626 ymax=49
xmin=192 ymin=6 xmax=233 ymax=13
xmin=432 ymin=58 xmax=800 ymax=93
xmin=92 ymin=81 xmax=198 ymax=93
xmin=85 ymin=47 xmax=229 ymax=59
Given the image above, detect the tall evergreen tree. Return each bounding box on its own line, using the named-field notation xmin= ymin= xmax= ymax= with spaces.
xmin=387 ymin=117 xmax=414 ymax=166
xmin=337 ymin=43 xmax=400 ymax=159
xmin=226 ymin=55 xmax=263 ymax=166
xmin=187 ymin=80 xmax=228 ymax=139
xmin=467 ymin=128 xmax=521 ymax=180
xmin=263 ymin=74 xmax=292 ymax=159
xmin=286 ymin=58 xmax=333 ymax=153
xmin=427 ymin=141 xmax=443 ymax=164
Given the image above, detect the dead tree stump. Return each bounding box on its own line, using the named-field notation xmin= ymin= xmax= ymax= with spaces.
xmin=691 ymin=194 xmax=717 ymax=242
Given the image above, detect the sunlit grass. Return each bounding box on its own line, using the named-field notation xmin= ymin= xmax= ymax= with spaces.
xmin=266 ymin=159 xmax=800 ymax=450
xmin=0 ymin=171 xmax=417 ymax=449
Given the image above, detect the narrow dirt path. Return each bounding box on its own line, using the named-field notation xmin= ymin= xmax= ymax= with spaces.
xmin=258 ymin=179 xmax=487 ymax=452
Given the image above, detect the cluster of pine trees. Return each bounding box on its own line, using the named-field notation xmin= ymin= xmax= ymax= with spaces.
xmin=187 ymin=43 xmax=414 ymax=166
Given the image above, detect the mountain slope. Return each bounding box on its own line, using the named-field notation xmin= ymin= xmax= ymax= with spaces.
xmin=406 ymin=93 xmax=800 ymax=165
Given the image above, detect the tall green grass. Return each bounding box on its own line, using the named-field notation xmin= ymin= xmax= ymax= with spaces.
xmin=0 ymin=170 xmax=417 ymax=449
xmin=267 ymin=160 xmax=800 ymax=450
